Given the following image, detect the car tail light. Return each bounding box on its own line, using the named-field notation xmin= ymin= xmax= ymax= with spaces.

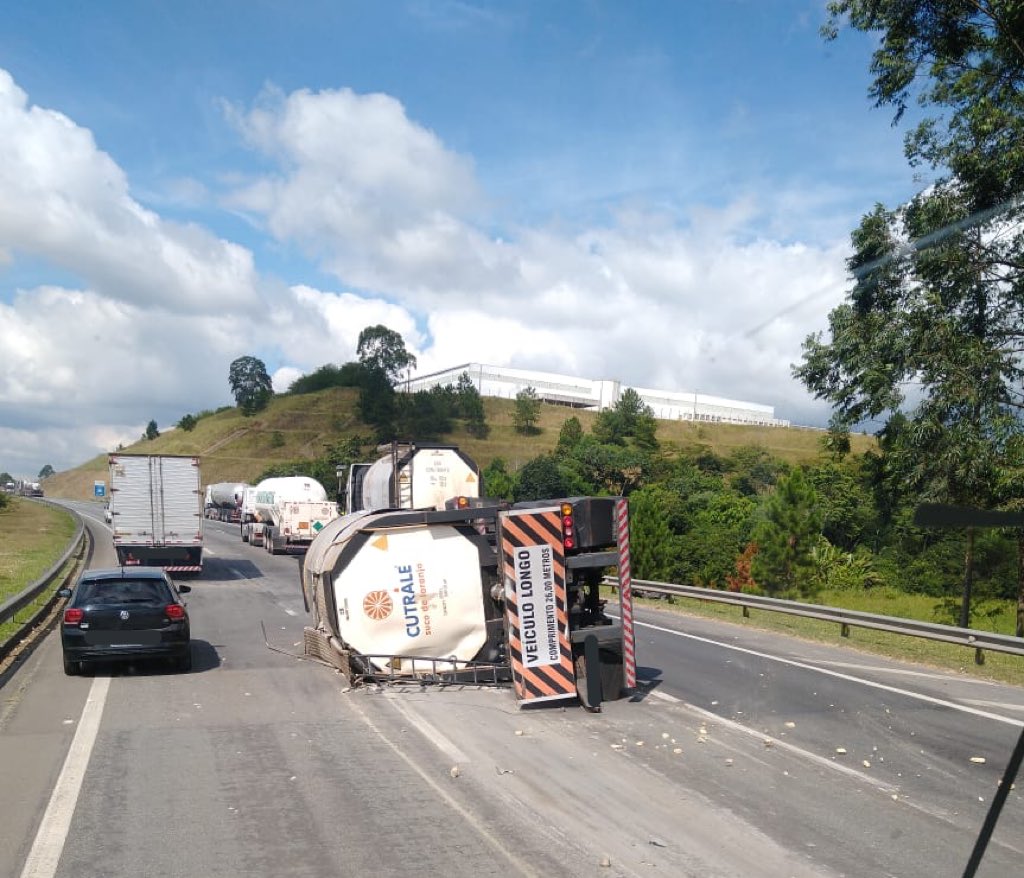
xmin=561 ymin=502 xmax=575 ymax=550
xmin=64 ymin=608 xmax=84 ymax=625
xmin=165 ymin=604 xmax=186 ymax=621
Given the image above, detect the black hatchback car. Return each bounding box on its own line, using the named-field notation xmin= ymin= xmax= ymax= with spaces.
xmin=60 ymin=567 xmax=192 ymax=674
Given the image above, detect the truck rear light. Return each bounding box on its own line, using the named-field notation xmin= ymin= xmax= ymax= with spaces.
xmin=456 ymin=496 xmax=469 ymax=508
xmin=165 ymin=604 xmax=186 ymax=621
xmin=561 ymin=503 xmax=575 ymax=550
xmin=64 ymin=608 xmax=84 ymax=625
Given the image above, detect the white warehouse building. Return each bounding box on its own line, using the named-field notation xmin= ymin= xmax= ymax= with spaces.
xmin=404 ymin=363 xmax=789 ymax=427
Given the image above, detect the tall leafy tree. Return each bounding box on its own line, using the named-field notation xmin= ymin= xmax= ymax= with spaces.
xmin=229 ymin=355 xmax=274 ymax=416
xmin=144 ymin=420 xmax=160 ymax=441
xmin=38 ymin=464 xmax=55 ymax=479
xmin=804 ymin=1 xmax=1024 ymax=625
xmin=356 ymin=325 xmax=417 ymax=386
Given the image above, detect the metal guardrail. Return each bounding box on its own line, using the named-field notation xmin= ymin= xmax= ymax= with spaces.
xmin=604 ymin=576 xmax=1024 ymax=663
xmin=0 ymin=501 xmax=86 ymax=638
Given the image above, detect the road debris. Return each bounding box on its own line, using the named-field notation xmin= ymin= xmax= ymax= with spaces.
xmin=784 ymin=721 xmax=796 ymax=729
xmin=835 ymin=748 xmax=847 ymax=755
xmin=599 ymin=856 xmax=611 ymax=868
xmin=970 ymin=756 xmax=986 ymax=764
xmin=862 ymin=760 xmax=871 ymax=768
xmin=514 ymin=729 xmax=525 ymax=736
xmin=449 ymin=765 xmax=460 ymax=778
xmin=649 ymin=838 xmax=667 ymax=848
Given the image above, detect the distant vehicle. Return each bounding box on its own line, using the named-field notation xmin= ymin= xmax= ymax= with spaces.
xmin=103 ymin=502 xmax=112 ymax=524
xmin=204 ymin=481 xmax=247 ymax=522
xmin=343 ymin=442 xmax=480 ymax=515
xmin=109 ymin=454 xmax=204 ymax=573
xmin=59 ymin=567 xmax=192 ymax=675
xmin=243 ymin=475 xmax=338 ymax=553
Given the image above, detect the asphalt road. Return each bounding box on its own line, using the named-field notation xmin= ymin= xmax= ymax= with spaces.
xmin=1 ymin=502 xmax=1021 ymax=878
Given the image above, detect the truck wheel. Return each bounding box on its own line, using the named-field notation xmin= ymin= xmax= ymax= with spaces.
xmin=241 ymin=525 xmax=249 ymax=543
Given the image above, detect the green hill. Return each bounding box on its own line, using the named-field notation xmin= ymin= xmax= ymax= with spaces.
xmin=43 ymin=387 xmax=873 ymax=500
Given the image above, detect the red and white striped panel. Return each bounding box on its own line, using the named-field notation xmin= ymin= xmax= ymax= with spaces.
xmin=615 ymin=497 xmax=636 ymax=690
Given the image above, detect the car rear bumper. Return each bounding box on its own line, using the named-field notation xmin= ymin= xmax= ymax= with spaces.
xmin=62 ymin=642 xmax=190 ymax=663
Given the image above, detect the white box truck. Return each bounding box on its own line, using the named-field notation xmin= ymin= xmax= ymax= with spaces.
xmin=109 ymin=454 xmax=204 ymax=573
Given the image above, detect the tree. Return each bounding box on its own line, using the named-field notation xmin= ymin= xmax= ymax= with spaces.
xmin=357 ymin=367 xmax=397 ymax=441
xmin=144 ymin=421 xmax=159 ymax=441
xmin=37 ymin=464 xmax=55 ymax=480
xmin=356 ymin=325 xmax=417 ymax=386
xmin=804 ymin=2 xmax=1024 ymax=625
xmin=454 ymin=372 xmax=489 ymax=438
xmin=513 ymin=454 xmax=584 ymax=502
xmin=289 ymin=362 xmax=366 ymax=394
xmin=751 ymin=468 xmax=823 ymax=597
xmin=512 ymin=387 xmax=542 ymax=434
xmin=593 ymin=388 xmax=658 ymax=449
xmin=627 ymin=487 xmax=677 ymax=582
xmin=557 ymin=416 xmax=584 ymax=452
xmin=177 ymin=414 xmax=197 ymax=432
xmin=229 ymin=355 xmax=274 ymax=416
xmin=0 ymin=471 xmax=12 ymax=486
xmin=481 ymin=457 xmax=516 ymax=501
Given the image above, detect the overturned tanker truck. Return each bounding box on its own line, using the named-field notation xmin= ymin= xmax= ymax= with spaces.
xmin=300 ymin=496 xmax=637 ymax=710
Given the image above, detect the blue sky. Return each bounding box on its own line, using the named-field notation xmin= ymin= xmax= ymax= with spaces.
xmin=0 ymin=1 xmax=925 ymax=476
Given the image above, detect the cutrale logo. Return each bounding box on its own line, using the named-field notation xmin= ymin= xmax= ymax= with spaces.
xmin=363 ymin=590 xmax=394 ymax=621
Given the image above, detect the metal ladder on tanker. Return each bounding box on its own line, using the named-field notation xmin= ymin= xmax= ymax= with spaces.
xmin=392 ymin=441 xmax=414 ymax=509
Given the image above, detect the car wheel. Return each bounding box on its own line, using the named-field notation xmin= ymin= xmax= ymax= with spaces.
xmin=63 ymin=657 xmax=79 ymax=676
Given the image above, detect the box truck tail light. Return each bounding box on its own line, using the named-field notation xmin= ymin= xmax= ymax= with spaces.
xmin=561 ymin=502 xmax=575 ymax=550
xmin=455 ymin=496 xmax=469 ymax=509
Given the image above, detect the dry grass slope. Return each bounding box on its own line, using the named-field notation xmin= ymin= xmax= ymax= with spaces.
xmin=43 ymin=388 xmax=874 ymax=500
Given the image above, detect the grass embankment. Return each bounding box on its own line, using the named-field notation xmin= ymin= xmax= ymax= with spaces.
xmin=635 ymin=587 xmax=1024 ymax=686
xmin=42 ymin=386 xmax=876 ymax=501
xmin=0 ymin=498 xmax=77 ymax=644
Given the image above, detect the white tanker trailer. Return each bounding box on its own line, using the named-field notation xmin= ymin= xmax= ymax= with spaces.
xmin=300 ymin=496 xmax=638 ymax=710
xmin=344 ymin=443 xmax=480 ymax=514
xmin=244 ymin=475 xmax=338 ymax=553
xmin=204 ymin=481 xmax=247 ymax=522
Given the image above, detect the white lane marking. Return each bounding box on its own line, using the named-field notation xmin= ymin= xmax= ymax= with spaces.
xmin=284 ymin=608 xmax=297 ymax=617
xmin=204 ymin=548 xmax=216 ymax=556
xmin=622 ymin=616 xmax=1024 ymax=728
xmin=808 ymin=659 xmax=971 ymax=681
xmin=19 ymin=676 xmax=110 ymax=878
xmin=963 ymin=699 xmax=1024 ymax=713
xmin=651 ymin=690 xmax=680 ymax=703
xmin=386 ymin=695 xmax=471 ymax=764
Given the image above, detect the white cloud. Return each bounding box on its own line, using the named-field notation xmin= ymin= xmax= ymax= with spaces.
xmin=0 ymin=69 xmax=259 ymax=314
xmin=0 ymin=73 xmax=852 ymax=476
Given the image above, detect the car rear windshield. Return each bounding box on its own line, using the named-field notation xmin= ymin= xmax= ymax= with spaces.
xmin=76 ymin=578 xmax=172 ymax=606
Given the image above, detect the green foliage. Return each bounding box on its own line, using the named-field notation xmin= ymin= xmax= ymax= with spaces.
xmin=593 ymin=388 xmax=658 ymax=449
xmin=557 ymin=416 xmax=584 ymax=452
xmin=454 ymin=373 xmax=490 ymax=438
xmin=725 ymin=446 xmax=787 ymax=496
xmin=356 ymin=325 xmax=417 ymax=386
xmin=270 ymin=431 xmax=285 ymax=449
xmin=481 ymin=457 xmax=516 ymax=501
xmin=289 ymin=362 xmax=365 ymax=394
xmin=144 ymin=420 xmax=159 ymax=441
xmin=513 ymin=454 xmax=585 ymax=502
xmin=229 ymin=355 xmax=274 ymax=416
xmin=37 ymin=464 xmax=55 ymax=479
xmin=627 ymin=487 xmax=677 ymax=582
xmin=177 ymin=413 xmax=198 ymax=432
xmin=512 ymin=387 xmax=542 ymax=434
xmin=806 ymin=459 xmax=877 ymax=552
xmin=561 ymin=435 xmax=649 ymax=496
xmin=752 ymin=467 xmax=823 ymax=597
xmin=395 ymin=388 xmax=453 ymax=440
xmin=0 ymin=472 xmax=12 ymax=486
xmin=0 ymin=492 xmax=8 ymax=510
xmin=357 ymin=367 xmax=396 ymax=441
xmin=809 ymin=537 xmax=883 ymax=592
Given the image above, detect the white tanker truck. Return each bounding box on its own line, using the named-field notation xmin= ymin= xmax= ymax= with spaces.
xmin=243 ymin=475 xmax=339 ymax=553
xmin=300 ymin=495 xmax=637 ymax=710
xmin=343 ymin=442 xmax=480 ymax=514
xmin=204 ymin=481 xmax=247 ymax=522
